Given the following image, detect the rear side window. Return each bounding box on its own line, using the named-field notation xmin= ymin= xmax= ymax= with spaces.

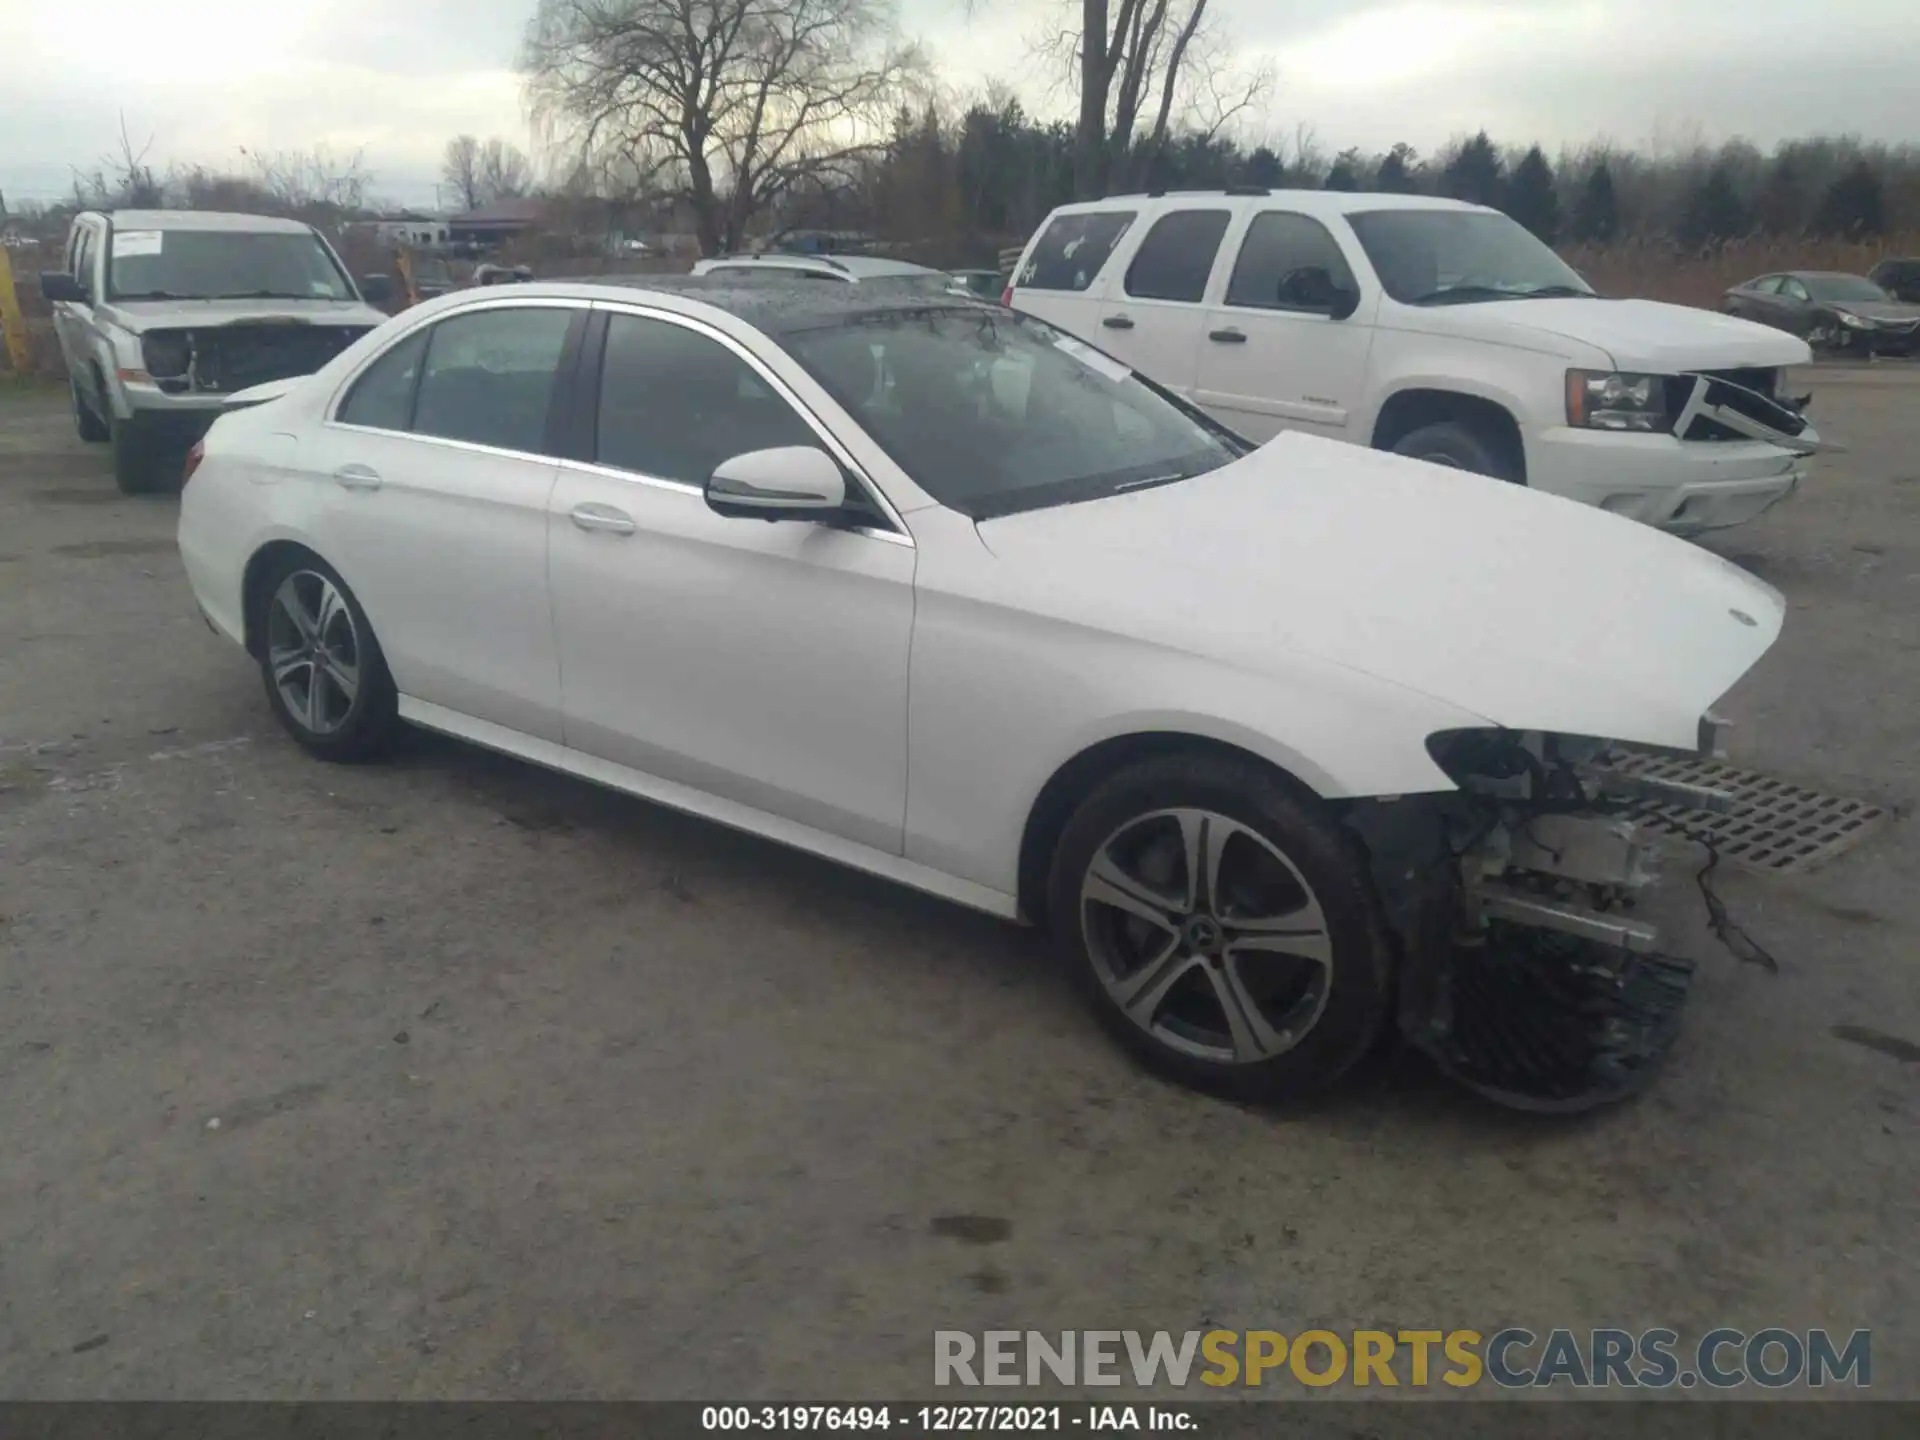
xmin=1225 ymin=213 xmax=1358 ymax=313
xmin=1750 ymin=276 xmax=1783 ymax=294
xmin=595 ymin=313 xmax=817 ymax=485
xmin=338 ymin=328 xmax=430 ymax=431
xmin=411 ymin=307 xmax=574 ymax=454
xmin=1124 ymin=210 xmax=1231 ymax=303
xmin=1016 ymin=211 xmax=1136 ymax=292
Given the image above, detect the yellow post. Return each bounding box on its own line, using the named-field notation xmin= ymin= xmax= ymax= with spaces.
xmin=393 ymin=245 xmax=420 ymax=310
xmin=0 ymin=244 xmax=34 ymax=375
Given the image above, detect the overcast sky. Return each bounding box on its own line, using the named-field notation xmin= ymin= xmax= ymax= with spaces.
xmin=3 ymin=0 xmax=1916 ymax=210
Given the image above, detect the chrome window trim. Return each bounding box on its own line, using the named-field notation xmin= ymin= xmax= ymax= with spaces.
xmin=588 ymin=299 xmax=914 ymax=545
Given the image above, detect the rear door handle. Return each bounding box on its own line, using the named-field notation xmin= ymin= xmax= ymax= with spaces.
xmin=1102 ymin=315 xmax=1135 ymax=330
xmin=570 ymin=502 xmax=636 ymax=535
xmin=333 ymin=463 xmax=383 ymax=490
xmin=1208 ymin=328 xmax=1247 ymax=344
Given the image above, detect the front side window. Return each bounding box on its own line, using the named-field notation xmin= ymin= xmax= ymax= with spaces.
xmin=1017 ymin=211 xmax=1137 ymax=292
xmin=782 ymin=307 xmax=1246 ymax=520
xmin=106 ymin=229 xmax=355 ymax=302
xmin=1346 ymin=209 xmax=1593 ymax=306
xmin=410 ymin=307 xmax=574 ymax=453
xmin=1125 ymin=210 xmax=1231 ymax=303
xmin=1226 ymin=213 xmax=1359 ymax=313
xmin=595 ymin=313 xmax=818 ymax=485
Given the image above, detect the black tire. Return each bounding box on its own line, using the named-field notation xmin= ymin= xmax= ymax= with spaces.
xmin=1046 ymin=753 xmax=1394 ymax=1102
xmin=72 ymin=379 xmax=108 ymax=443
xmin=254 ymin=553 xmax=402 ymax=762
xmin=1389 ymin=420 xmax=1517 ymax=482
xmin=108 ymin=415 xmax=175 ymax=495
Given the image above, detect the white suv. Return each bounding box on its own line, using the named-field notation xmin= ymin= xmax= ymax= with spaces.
xmin=1007 ymin=190 xmax=1821 ymax=534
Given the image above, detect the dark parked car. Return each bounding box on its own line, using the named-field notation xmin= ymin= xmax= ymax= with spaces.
xmin=1723 ymin=270 xmax=1920 ymax=356
xmin=1869 ymin=257 xmax=1920 ymax=304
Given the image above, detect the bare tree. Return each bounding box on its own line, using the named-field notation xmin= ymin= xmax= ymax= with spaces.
xmin=239 ymin=145 xmax=372 ymax=212
xmin=443 ymin=134 xmax=485 ymax=210
xmin=479 ymin=138 xmax=534 ymax=201
xmin=71 ymin=113 xmax=164 ymax=209
xmin=524 ymin=0 xmax=922 ymax=255
xmin=1037 ymin=0 xmax=1266 ymax=198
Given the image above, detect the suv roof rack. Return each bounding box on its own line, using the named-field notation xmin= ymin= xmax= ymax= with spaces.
xmin=1141 ymin=186 xmax=1271 ymax=199
xmin=1223 ymin=185 xmax=1271 ymax=197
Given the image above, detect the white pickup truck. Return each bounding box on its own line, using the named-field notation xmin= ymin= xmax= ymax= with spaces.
xmin=1006 ymin=190 xmax=1820 ymax=534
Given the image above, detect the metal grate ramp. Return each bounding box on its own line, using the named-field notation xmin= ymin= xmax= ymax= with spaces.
xmin=1608 ymin=751 xmax=1890 ymax=875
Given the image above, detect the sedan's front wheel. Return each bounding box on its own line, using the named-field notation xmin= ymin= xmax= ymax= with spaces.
xmin=258 ymin=556 xmax=401 ymax=762
xmin=1048 ymin=754 xmax=1393 ymax=1101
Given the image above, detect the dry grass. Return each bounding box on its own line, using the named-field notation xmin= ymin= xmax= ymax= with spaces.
xmin=1562 ymin=232 xmax=1920 ymax=309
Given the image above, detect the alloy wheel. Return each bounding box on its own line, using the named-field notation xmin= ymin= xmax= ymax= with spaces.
xmin=1079 ymin=808 xmax=1334 ymax=1065
xmin=266 ymin=570 xmax=362 ymax=736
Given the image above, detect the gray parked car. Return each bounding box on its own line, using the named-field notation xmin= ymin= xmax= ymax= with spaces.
xmin=40 ymin=210 xmax=388 ymax=492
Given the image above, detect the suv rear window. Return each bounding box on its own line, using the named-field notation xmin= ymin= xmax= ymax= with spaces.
xmin=1016 ymin=211 xmax=1136 ymax=292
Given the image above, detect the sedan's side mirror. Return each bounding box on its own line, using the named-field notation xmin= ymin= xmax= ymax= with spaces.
xmin=39 ymin=271 xmax=86 ymax=304
xmin=706 ymin=446 xmax=847 ymax=521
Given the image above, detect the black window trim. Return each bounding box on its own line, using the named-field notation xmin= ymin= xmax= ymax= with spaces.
xmin=563 ymin=299 xmax=910 ymax=544
xmin=1221 ymin=209 xmax=1360 ymax=316
xmin=325 ymin=296 xmax=590 ymax=463
xmin=1122 ymin=207 xmax=1233 ymax=304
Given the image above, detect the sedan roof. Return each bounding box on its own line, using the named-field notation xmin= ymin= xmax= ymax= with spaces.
xmin=534 ymin=274 xmax=994 ymax=334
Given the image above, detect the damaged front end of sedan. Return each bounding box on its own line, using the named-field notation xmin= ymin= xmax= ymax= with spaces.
xmin=1347 ymin=718 xmax=1743 ymax=1113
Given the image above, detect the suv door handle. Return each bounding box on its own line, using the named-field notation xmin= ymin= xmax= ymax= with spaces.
xmin=333 ymin=464 xmax=383 ymax=490
xmin=1102 ymin=315 xmax=1135 ymax=330
xmin=570 ymin=502 xmax=636 ymax=535
xmin=1208 ymin=328 xmax=1247 ymax=344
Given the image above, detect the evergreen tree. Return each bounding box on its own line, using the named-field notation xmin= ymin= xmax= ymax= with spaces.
xmin=1503 ymin=146 xmax=1559 ymax=242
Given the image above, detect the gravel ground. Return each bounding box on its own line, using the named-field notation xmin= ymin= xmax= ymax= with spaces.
xmin=0 ymin=371 xmax=1914 ymax=1401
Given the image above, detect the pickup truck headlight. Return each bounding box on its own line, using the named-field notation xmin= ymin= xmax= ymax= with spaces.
xmin=1565 ymin=369 xmax=1667 ymax=432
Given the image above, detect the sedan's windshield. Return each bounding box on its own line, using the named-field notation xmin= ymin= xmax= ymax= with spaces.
xmin=1803 ymin=274 xmax=1892 ymax=303
xmin=1347 ymin=209 xmax=1594 ymax=306
xmin=782 ymin=307 xmax=1246 ymax=519
xmin=107 ymin=229 xmax=355 ymax=302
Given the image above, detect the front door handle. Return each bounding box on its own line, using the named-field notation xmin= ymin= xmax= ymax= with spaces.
xmin=333 ymin=463 xmax=383 ymax=490
xmin=1208 ymin=328 xmax=1247 ymax=344
xmin=1102 ymin=315 xmax=1135 ymax=330
xmin=570 ymin=503 xmax=636 ymax=535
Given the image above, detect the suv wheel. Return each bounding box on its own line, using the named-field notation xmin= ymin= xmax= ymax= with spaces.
xmin=257 ymin=555 xmax=402 ymax=762
xmin=108 ymin=415 xmax=175 ymax=495
xmin=71 ymin=379 xmax=108 ymax=443
xmin=1390 ymin=420 xmax=1517 ymax=482
xmin=1046 ymin=754 xmax=1393 ymax=1101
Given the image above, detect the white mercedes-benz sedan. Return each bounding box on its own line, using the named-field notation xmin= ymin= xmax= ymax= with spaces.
xmin=178 ymin=279 xmax=1785 ymax=1110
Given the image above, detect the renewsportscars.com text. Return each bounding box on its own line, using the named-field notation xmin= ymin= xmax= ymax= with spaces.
xmin=933 ymin=1328 xmax=1872 ymax=1390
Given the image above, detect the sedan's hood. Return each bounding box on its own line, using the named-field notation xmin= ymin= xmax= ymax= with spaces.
xmin=1431 ymin=296 xmax=1812 ymax=372
xmin=977 ymin=434 xmax=1783 ymax=751
xmin=101 ymin=298 xmax=387 ymax=333
xmin=1832 ymin=300 xmax=1920 ymax=323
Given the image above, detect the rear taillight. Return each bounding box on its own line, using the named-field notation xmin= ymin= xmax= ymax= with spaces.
xmin=183 ymin=440 xmax=205 ymax=486
xmin=999 ymin=286 xmax=1013 ymax=307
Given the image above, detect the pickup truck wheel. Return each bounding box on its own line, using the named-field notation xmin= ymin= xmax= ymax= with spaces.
xmin=1390 ymin=420 xmax=1517 ymax=482
xmin=71 ymin=380 xmax=109 ymax=443
xmin=1047 ymin=754 xmax=1393 ymax=1102
xmin=108 ymin=417 xmax=175 ymax=495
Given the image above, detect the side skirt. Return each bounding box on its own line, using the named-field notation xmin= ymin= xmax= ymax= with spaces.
xmin=397 ymin=696 xmax=1022 ymax=922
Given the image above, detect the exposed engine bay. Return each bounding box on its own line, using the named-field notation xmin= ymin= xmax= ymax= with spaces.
xmin=141 ymin=322 xmax=374 ymax=396
xmin=1350 ymin=718 xmax=1745 ymax=1112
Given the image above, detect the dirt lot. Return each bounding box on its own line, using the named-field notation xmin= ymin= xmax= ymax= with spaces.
xmin=0 ymin=372 xmax=1915 ymax=1401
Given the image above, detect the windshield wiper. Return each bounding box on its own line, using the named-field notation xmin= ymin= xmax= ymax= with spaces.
xmin=209 ymin=289 xmax=330 ymax=300
xmin=112 ymin=289 xmax=188 ymax=300
xmin=1516 ymin=284 xmax=1594 ymax=299
xmin=1402 ymin=284 xmax=1523 ymax=307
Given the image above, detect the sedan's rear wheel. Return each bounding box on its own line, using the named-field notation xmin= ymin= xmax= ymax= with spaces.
xmin=1047 ymin=754 xmax=1393 ymax=1100
xmin=258 ymin=556 xmax=400 ymax=761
